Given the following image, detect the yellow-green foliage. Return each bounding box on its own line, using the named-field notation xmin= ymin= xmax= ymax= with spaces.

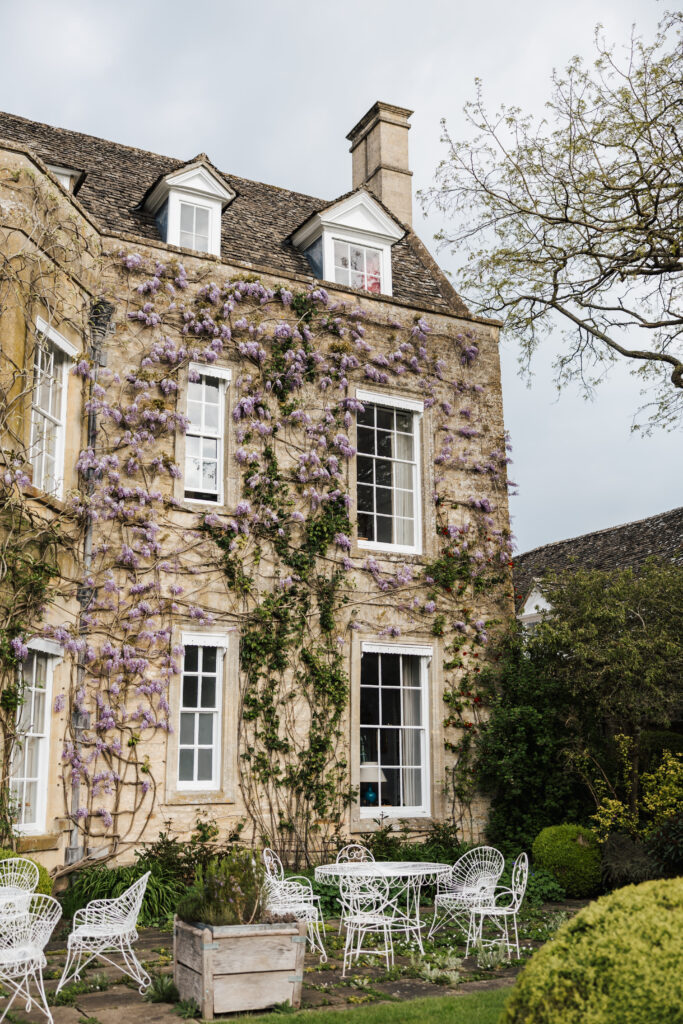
xmin=641 ymin=752 xmax=683 ymax=828
xmin=500 ymin=877 xmax=683 ymax=1024
xmin=532 ymin=824 xmax=601 ymax=898
xmin=0 ymin=847 xmax=52 ymax=895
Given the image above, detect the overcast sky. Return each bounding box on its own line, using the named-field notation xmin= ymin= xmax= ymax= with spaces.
xmin=1 ymin=0 xmax=678 ymax=552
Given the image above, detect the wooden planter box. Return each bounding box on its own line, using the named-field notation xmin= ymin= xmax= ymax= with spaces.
xmin=173 ymin=916 xmax=307 ymax=1019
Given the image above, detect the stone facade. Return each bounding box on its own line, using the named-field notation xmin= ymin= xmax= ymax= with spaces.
xmin=0 ymin=103 xmax=513 ymax=872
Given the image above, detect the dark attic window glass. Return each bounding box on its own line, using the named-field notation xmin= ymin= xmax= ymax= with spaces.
xmin=155 ymin=200 xmax=169 ymax=242
xmin=304 ymin=236 xmax=323 ymax=279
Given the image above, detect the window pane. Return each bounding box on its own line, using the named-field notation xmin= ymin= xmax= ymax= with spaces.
xmin=197 ymin=748 xmax=213 ymax=781
xmin=396 ymin=518 xmax=414 ymax=546
xmin=396 ymin=411 xmax=413 ymax=433
xmin=360 ymin=687 xmax=379 ymax=724
xmin=334 ymin=240 xmax=349 ymax=268
xmin=377 ymin=431 xmax=393 ymax=457
xmin=366 ymin=248 xmax=381 ymax=275
xmin=357 ymin=485 xmax=374 ymax=513
xmin=202 ymin=438 xmax=218 ymax=459
xmin=361 ymin=653 xmax=379 ymax=685
xmin=179 ymin=749 xmax=194 ymax=782
xmin=402 ymin=769 xmax=422 ymax=805
xmin=375 ymin=460 xmax=392 ymax=486
xmin=394 ymin=463 xmax=413 ymax=490
xmin=180 ymin=203 xmax=194 ymax=233
xmin=350 ymin=270 xmax=364 ymax=289
xmin=200 ymin=676 xmax=216 ymax=708
xmin=376 ymin=516 xmax=392 ymax=543
xmin=203 ymin=648 xmax=217 ymax=673
xmin=360 ymin=727 xmax=378 ymax=763
xmin=357 ymin=405 xmax=374 ymax=427
xmin=381 ymin=688 xmax=401 ymax=726
xmin=183 ymin=675 xmax=198 ymax=707
xmin=375 ymin=487 xmax=392 ymax=515
xmin=357 ymin=513 xmax=374 ymax=541
xmin=198 ymin=714 xmax=213 ymax=745
xmin=357 ymin=428 xmax=375 ymax=454
xmin=396 ymin=433 xmax=414 ymax=460
xmin=195 ymin=207 xmax=210 ymax=235
xmin=380 ymin=768 xmax=400 ymax=807
xmin=356 ymin=456 xmax=373 ymax=483
xmin=185 ymin=647 xmax=199 ymax=672
xmin=381 ymin=655 xmax=400 ymax=687
xmin=180 ymin=713 xmax=195 ymax=745
xmin=380 ymin=728 xmax=401 ymax=764
xmin=202 ymin=461 xmax=217 ymax=491
xmin=377 ymin=408 xmax=393 ymax=430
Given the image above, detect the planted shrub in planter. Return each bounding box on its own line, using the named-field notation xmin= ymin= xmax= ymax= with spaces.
xmin=532 ymin=824 xmax=601 ymax=898
xmin=174 ymin=851 xmax=306 ymax=1019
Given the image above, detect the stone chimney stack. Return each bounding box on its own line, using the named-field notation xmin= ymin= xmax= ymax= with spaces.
xmin=346 ymin=101 xmax=413 ymax=227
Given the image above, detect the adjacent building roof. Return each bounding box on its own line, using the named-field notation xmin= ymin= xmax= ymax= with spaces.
xmin=0 ymin=110 xmax=469 ymax=316
xmin=513 ymin=506 xmax=683 ymax=610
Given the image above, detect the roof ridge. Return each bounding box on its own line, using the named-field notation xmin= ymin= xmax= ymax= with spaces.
xmin=516 ymin=505 xmax=683 ymax=561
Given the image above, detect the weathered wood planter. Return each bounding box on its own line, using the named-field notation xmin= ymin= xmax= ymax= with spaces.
xmin=173 ymin=916 xmax=307 ymax=1018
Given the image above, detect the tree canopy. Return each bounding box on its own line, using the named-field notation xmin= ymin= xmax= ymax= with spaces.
xmin=425 ymin=11 xmax=683 ymax=430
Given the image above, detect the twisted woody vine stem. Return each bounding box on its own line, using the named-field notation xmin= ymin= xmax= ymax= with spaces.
xmin=0 ymin=168 xmax=513 ymax=863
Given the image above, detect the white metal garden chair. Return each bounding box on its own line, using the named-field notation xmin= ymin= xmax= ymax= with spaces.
xmin=0 ymin=893 xmax=61 ymax=1024
xmin=0 ymin=858 xmax=40 ymax=922
xmin=262 ymin=849 xmax=327 ymax=962
xmin=339 ymin=874 xmax=399 ymax=976
xmin=428 ymin=845 xmax=505 ymax=939
xmin=466 ymin=851 xmax=529 ymax=959
xmin=335 ymin=844 xmax=374 ymax=932
xmin=57 ymin=870 xmax=151 ymax=993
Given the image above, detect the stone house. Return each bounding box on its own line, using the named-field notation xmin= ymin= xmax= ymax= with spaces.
xmin=0 ymin=101 xmax=513 ymax=871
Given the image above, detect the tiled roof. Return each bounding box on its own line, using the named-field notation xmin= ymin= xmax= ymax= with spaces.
xmin=513 ymin=506 xmax=683 ymax=610
xmin=0 ymin=110 xmax=468 ymax=316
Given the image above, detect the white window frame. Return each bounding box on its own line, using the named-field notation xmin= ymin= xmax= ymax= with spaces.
xmin=355 ymin=389 xmax=423 ymax=556
xmin=359 ymin=642 xmax=432 ymax=819
xmin=183 ymin=362 xmax=231 ymax=506
xmin=11 ymin=641 xmax=61 ymax=835
xmin=332 ymin=238 xmax=383 ymax=294
xmin=177 ymin=632 xmax=231 ymax=792
xmin=30 ymin=318 xmax=77 ymax=500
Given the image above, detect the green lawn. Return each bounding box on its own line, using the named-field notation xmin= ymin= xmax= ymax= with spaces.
xmin=229 ymin=987 xmax=509 ymax=1023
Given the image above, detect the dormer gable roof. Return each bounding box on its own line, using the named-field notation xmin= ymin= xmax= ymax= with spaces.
xmin=142 ymin=154 xmax=235 ymax=215
xmin=290 ymin=187 xmax=405 ymax=250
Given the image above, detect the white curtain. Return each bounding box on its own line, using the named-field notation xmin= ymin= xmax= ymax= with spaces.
xmin=401 ymin=656 xmax=422 ymax=806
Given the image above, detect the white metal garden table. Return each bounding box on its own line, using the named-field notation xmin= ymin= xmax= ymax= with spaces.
xmin=315 ymin=860 xmax=450 ymax=953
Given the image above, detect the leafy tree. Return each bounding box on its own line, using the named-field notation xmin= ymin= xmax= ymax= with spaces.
xmin=425 ymin=11 xmax=683 ymax=430
xmin=476 ymin=560 xmax=683 ymax=846
xmin=475 ymin=630 xmax=592 ymax=851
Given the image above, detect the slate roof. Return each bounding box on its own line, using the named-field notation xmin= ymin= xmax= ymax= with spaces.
xmin=513 ymin=506 xmax=683 ymax=610
xmin=0 ymin=110 xmax=469 ymax=316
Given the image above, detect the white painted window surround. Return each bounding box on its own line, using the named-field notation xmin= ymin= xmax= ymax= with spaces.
xmin=291 ymin=191 xmax=404 ymax=298
xmin=355 ymin=389 xmax=423 ymax=556
xmin=178 ymin=632 xmax=231 ymax=792
xmin=145 ymin=162 xmax=234 ymax=257
xmin=11 ymin=639 xmax=62 ymax=834
xmin=184 ymin=362 xmax=231 ymax=506
xmin=46 ymin=164 xmax=79 ymax=191
xmin=359 ymin=642 xmax=432 ymax=819
xmin=30 ymin=317 xmax=77 ymax=500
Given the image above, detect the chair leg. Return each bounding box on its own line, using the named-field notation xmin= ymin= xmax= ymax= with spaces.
xmin=512 ymin=913 xmax=520 ymax=959
xmin=57 ymin=942 xmax=86 ymax=990
xmin=120 ymin=936 xmax=151 ymax=992
xmin=0 ymin=977 xmax=21 ymax=1023
xmin=30 ymin=963 xmax=53 ymax=1022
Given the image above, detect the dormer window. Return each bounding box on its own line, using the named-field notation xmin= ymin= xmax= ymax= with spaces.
xmin=47 ymin=165 xmax=81 ymax=193
xmin=144 ymin=158 xmax=234 ymax=257
xmin=334 ymin=240 xmax=381 ymax=293
xmin=292 ymin=190 xmax=404 ymax=298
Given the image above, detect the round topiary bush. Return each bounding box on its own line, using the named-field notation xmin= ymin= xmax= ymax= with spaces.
xmin=500 ymin=877 xmax=683 ymax=1024
xmin=532 ymin=824 xmax=601 ymax=897
xmin=0 ymin=847 xmax=53 ymax=895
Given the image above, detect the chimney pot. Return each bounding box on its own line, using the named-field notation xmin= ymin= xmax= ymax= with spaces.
xmin=346 ymin=101 xmax=413 ymax=227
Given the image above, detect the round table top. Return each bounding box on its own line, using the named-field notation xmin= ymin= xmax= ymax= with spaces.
xmin=315 ymin=860 xmax=450 ymax=883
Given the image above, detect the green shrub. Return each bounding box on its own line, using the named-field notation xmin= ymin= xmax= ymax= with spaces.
xmin=177 ymin=851 xmax=265 ymax=926
xmin=60 ymin=862 xmax=186 ymax=925
xmin=500 ymin=877 xmax=683 ymax=1024
xmin=532 ymin=824 xmax=601 ymax=898
xmin=601 ymin=832 xmax=655 ymax=889
xmin=647 ymin=811 xmax=683 ymax=877
xmin=0 ymin=847 xmax=52 ymax=895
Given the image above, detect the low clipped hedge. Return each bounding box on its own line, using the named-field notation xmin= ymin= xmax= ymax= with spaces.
xmin=0 ymin=847 xmax=53 ymax=895
xmin=500 ymin=877 xmax=683 ymax=1024
xmin=532 ymin=824 xmax=601 ymax=898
